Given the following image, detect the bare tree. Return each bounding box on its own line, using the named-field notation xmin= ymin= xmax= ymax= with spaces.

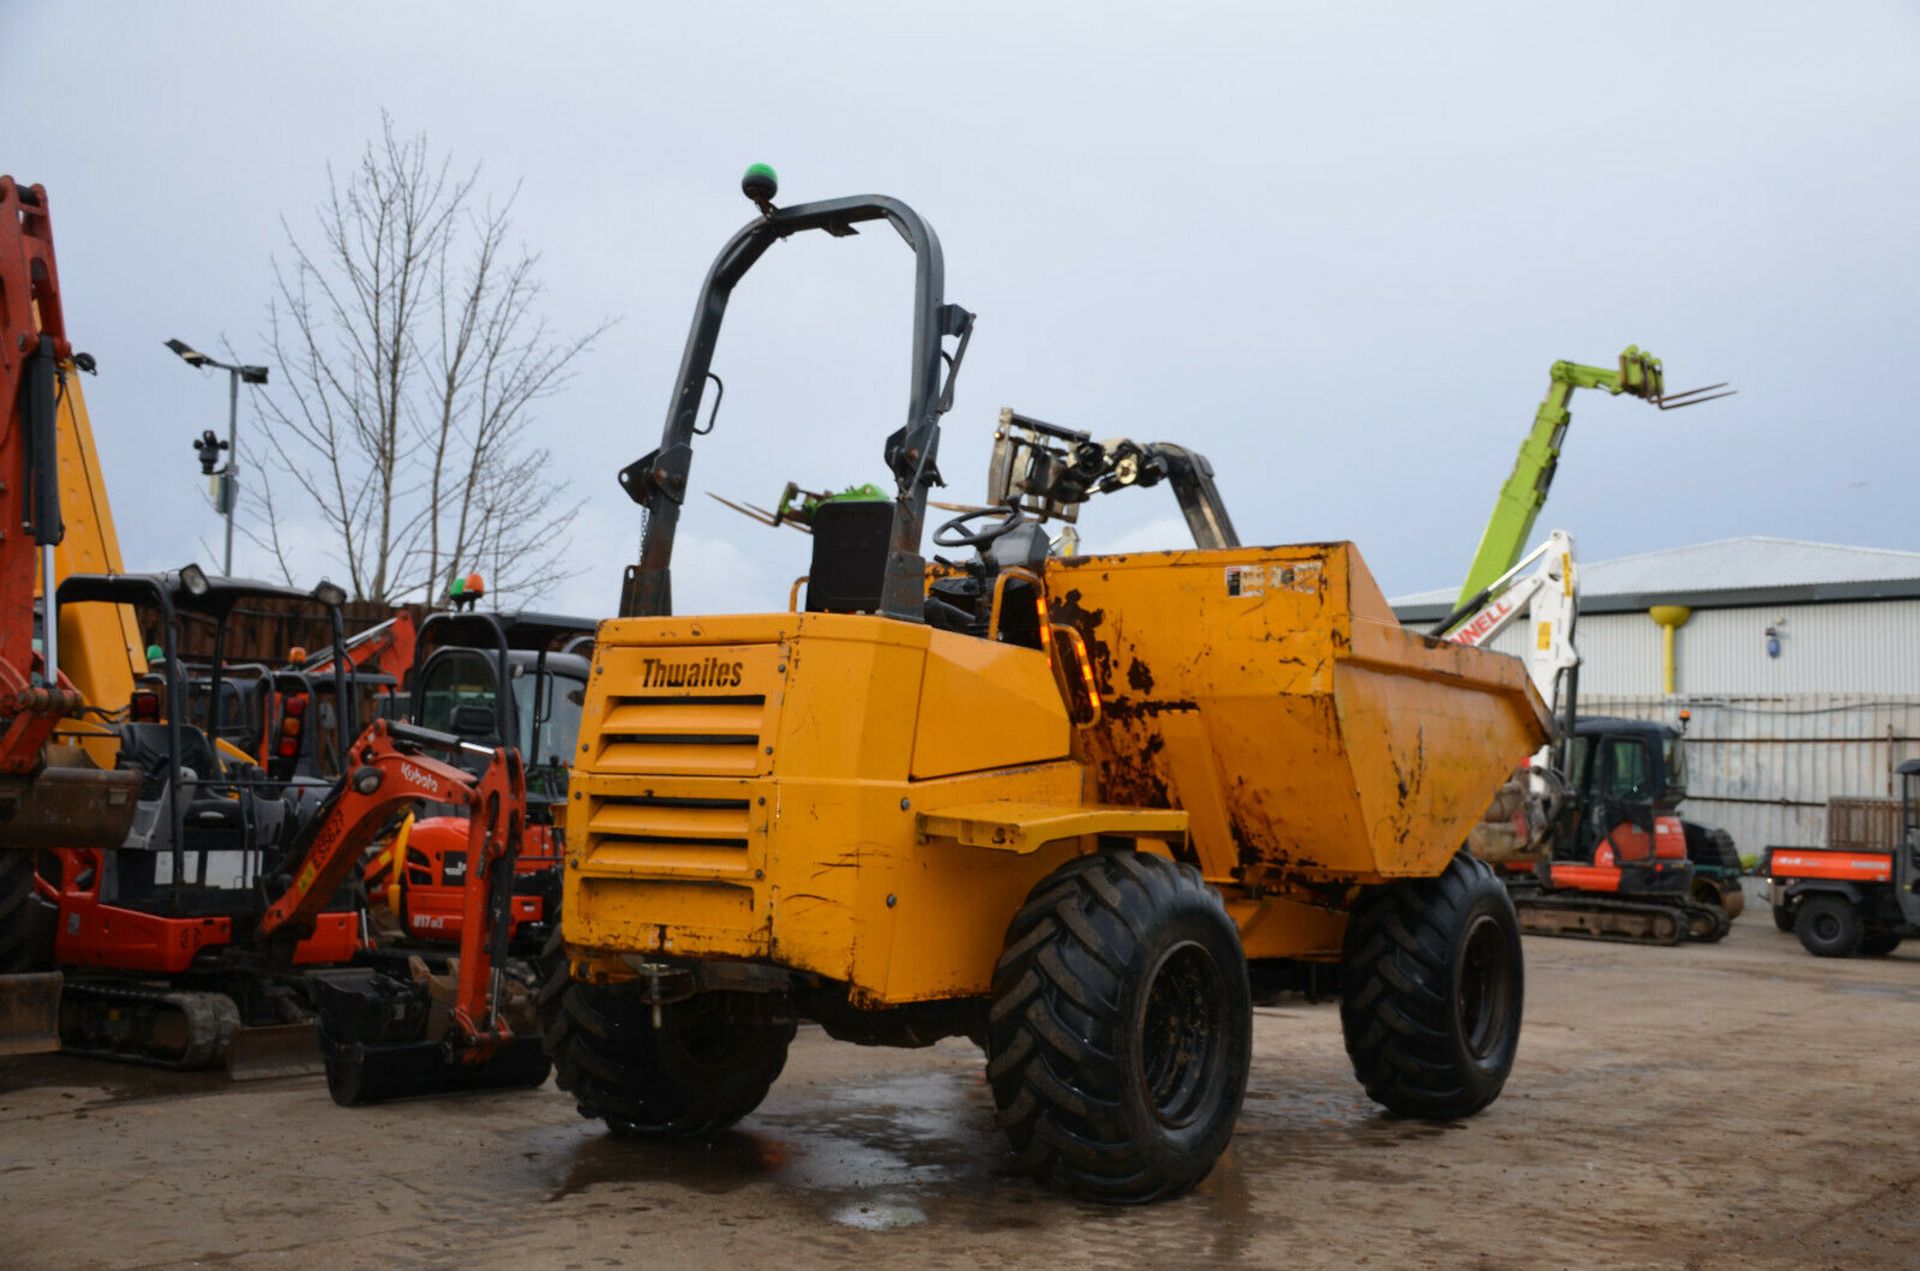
xmin=244 ymin=114 xmax=608 ymax=605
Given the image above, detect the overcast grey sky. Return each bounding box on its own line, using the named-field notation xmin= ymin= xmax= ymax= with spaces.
xmin=7 ymin=2 xmax=1916 ymax=616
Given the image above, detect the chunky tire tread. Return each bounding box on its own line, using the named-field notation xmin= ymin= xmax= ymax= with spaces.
xmin=1340 ymin=852 xmax=1524 ymax=1120
xmin=537 ymin=928 xmax=794 ymax=1136
xmin=987 ymin=851 xmax=1251 ymax=1204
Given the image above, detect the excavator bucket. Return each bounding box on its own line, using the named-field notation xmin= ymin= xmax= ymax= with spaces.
xmin=321 ymin=1033 xmax=550 ymax=1106
xmin=0 ymin=760 xmax=140 ymax=850
xmin=223 ymin=1022 xmax=325 ymax=1082
xmin=309 ymin=965 xmax=550 ymax=1106
xmin=0 ymin=972 xmax=62 ymax=1056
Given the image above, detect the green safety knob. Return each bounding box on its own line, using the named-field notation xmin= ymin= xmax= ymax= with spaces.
xmin=741 ymin=163 xmax=779 ymax=205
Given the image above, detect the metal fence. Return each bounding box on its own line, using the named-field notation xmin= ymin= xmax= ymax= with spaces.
xmin=1579 ymin=693 xmax=1920 ymax=857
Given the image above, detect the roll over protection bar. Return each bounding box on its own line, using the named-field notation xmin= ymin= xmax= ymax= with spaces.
xmin=618 ymin=192 xmax=973 ymax=622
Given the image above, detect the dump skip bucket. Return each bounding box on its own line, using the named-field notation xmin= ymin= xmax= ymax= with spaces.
xmin=1049 ymin=542 xmax=1552 ymax=888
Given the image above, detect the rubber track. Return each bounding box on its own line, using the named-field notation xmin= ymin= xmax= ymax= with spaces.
xmin=987 ymin=850 xmax=1233 ymax=1202
xmin=1513 ymin=893 xmax=1686 ymax=946
xmin=1681 ymin=898 xmax=1732 ymax=943
xmin=1513 ymin=890 xmax=1729 ymax=946
xmin=1340 ymin=852 xmax=1515 ymax=1118
xmin=59 ymin=981 xmax=241 ymax=1069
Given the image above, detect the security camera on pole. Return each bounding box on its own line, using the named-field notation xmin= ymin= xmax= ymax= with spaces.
xmin=166 ymin=338 xmax=268 ymax=576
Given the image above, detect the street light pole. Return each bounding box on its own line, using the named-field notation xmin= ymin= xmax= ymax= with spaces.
xmin=224 ymin=363 xmax=238 ymax=575
xmin=166 ymin=338 xmax=268 ymax=578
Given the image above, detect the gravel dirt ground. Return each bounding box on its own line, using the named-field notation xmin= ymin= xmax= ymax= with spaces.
xmin=4 ymin=907 xmax=1917 ymax=1270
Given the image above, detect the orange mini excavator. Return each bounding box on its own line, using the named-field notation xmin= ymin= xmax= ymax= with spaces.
xmin=45 ymin=571 xmax=546 ymax=1096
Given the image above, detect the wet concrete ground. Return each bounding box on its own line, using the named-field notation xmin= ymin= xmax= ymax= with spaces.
xmin=4 ymin=913 xmax=1918 ymax=1269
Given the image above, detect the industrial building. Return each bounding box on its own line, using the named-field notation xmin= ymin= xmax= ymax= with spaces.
xmin=1393 ymin=537 xmax=1920 ymax=857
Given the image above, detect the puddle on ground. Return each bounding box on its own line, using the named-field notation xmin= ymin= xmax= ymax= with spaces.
xmin=1831 ymin=980 xmax=1920 ymax=1003
xmin=831 ymin=1197 xmax=928 ymax=1230
xmin=545 ymin=1128 xmax=791 ymax=1202
xmin=527 ymin=1052 xmax=1469 ymax=1257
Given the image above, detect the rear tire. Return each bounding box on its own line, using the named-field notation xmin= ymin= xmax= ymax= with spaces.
xmin=1795 ymin=895 xmax=1863 ymax=958
xmin=987 ymin=850 xmax=1252 ymax=1204
xmin=1341 ymin=851 xmax=1524 ymax=1119
xmin=1772 ymin=904 xmax=1796 ymax=933
xmin=539 ymin=935 xmax=794 ymax=1136
xmin=1858 ymin=932 xmax=1903 ymax=957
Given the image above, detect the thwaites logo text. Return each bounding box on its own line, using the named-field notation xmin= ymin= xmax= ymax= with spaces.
xmin=641 ymin=656 xmax=746 ymax=689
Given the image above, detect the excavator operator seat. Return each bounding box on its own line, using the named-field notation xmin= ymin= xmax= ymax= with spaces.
xmin=805 ymin=499 xmax=891 ymax=614
xmin=116 ymin=722 xmax=219 ymax=802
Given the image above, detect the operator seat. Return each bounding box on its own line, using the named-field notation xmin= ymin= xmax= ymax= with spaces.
xmin=114 ymin=720 xmax=290 ymax=858
xmin=923 ymin=520 xmax=1051 ymax=647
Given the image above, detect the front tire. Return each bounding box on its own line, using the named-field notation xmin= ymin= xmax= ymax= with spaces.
xmin=1772 ymin=903 xmax=1796 ymax=933
xmin=1341 ymin=851 xmax=1523 ymax=1119
xmin=1858 ymin=932 xmax=1903 ymax=957
xmin=1795 ymin=894 xmax=1863 ymax=958
xmin=987 ymin=850 xmax=1252 ymax=1204
xmin=539 ymin=935 xmax=794 ymax=1136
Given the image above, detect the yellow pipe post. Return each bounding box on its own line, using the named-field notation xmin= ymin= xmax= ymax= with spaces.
xmin=1648 ymin=605 xmax=1692 ymax=695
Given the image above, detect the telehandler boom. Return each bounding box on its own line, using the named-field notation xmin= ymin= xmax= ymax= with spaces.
xmin=545 ymin=167 xmax=1550 ymax=1203
xmin=1456 ymin=349 xmax=1732 ymax=608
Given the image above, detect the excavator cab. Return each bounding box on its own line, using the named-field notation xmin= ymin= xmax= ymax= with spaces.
xmin=408 ymin=610 xmax=594 ymax=808
xmin=363 ymin=609 xmax=595 ymax=952
xmin=1555 ymin=720 xmax=1691 ymax=885
xmin=47 ymin=570 xmax=356 ymax=912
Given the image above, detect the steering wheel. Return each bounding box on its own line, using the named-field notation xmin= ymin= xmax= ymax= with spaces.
xmin=932 ymin=502 xmax=1027 ymax=550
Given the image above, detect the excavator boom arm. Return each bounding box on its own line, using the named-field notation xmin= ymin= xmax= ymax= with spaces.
xmin=257 ymin=719 xmax=524 ymax=943
xmin=1434 ymin=528 xmax=1581 ymax=725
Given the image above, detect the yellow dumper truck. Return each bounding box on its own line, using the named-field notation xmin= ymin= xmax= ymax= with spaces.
xmin=540 ymin=169 xmax=1551 ymax=1202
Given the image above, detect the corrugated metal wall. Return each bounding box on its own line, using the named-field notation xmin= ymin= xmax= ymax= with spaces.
xmin=1476 ymin=597 xmax=1920 ymax=696
xmin=1578 ymin=693 xmax=1920 ymax=856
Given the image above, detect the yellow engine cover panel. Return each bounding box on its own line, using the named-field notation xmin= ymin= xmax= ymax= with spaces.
xmin=566 ymin=610 xmax=1092 ymax=1001
xmin=910 ymin=628 xmax=1070 ymax=779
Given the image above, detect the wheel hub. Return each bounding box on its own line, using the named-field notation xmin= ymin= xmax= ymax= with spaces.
xmin=1140 ymin=941 xmax=1226 ymax=1128
xmin=1457 ymin=914 xmax=1515 ymax=1063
